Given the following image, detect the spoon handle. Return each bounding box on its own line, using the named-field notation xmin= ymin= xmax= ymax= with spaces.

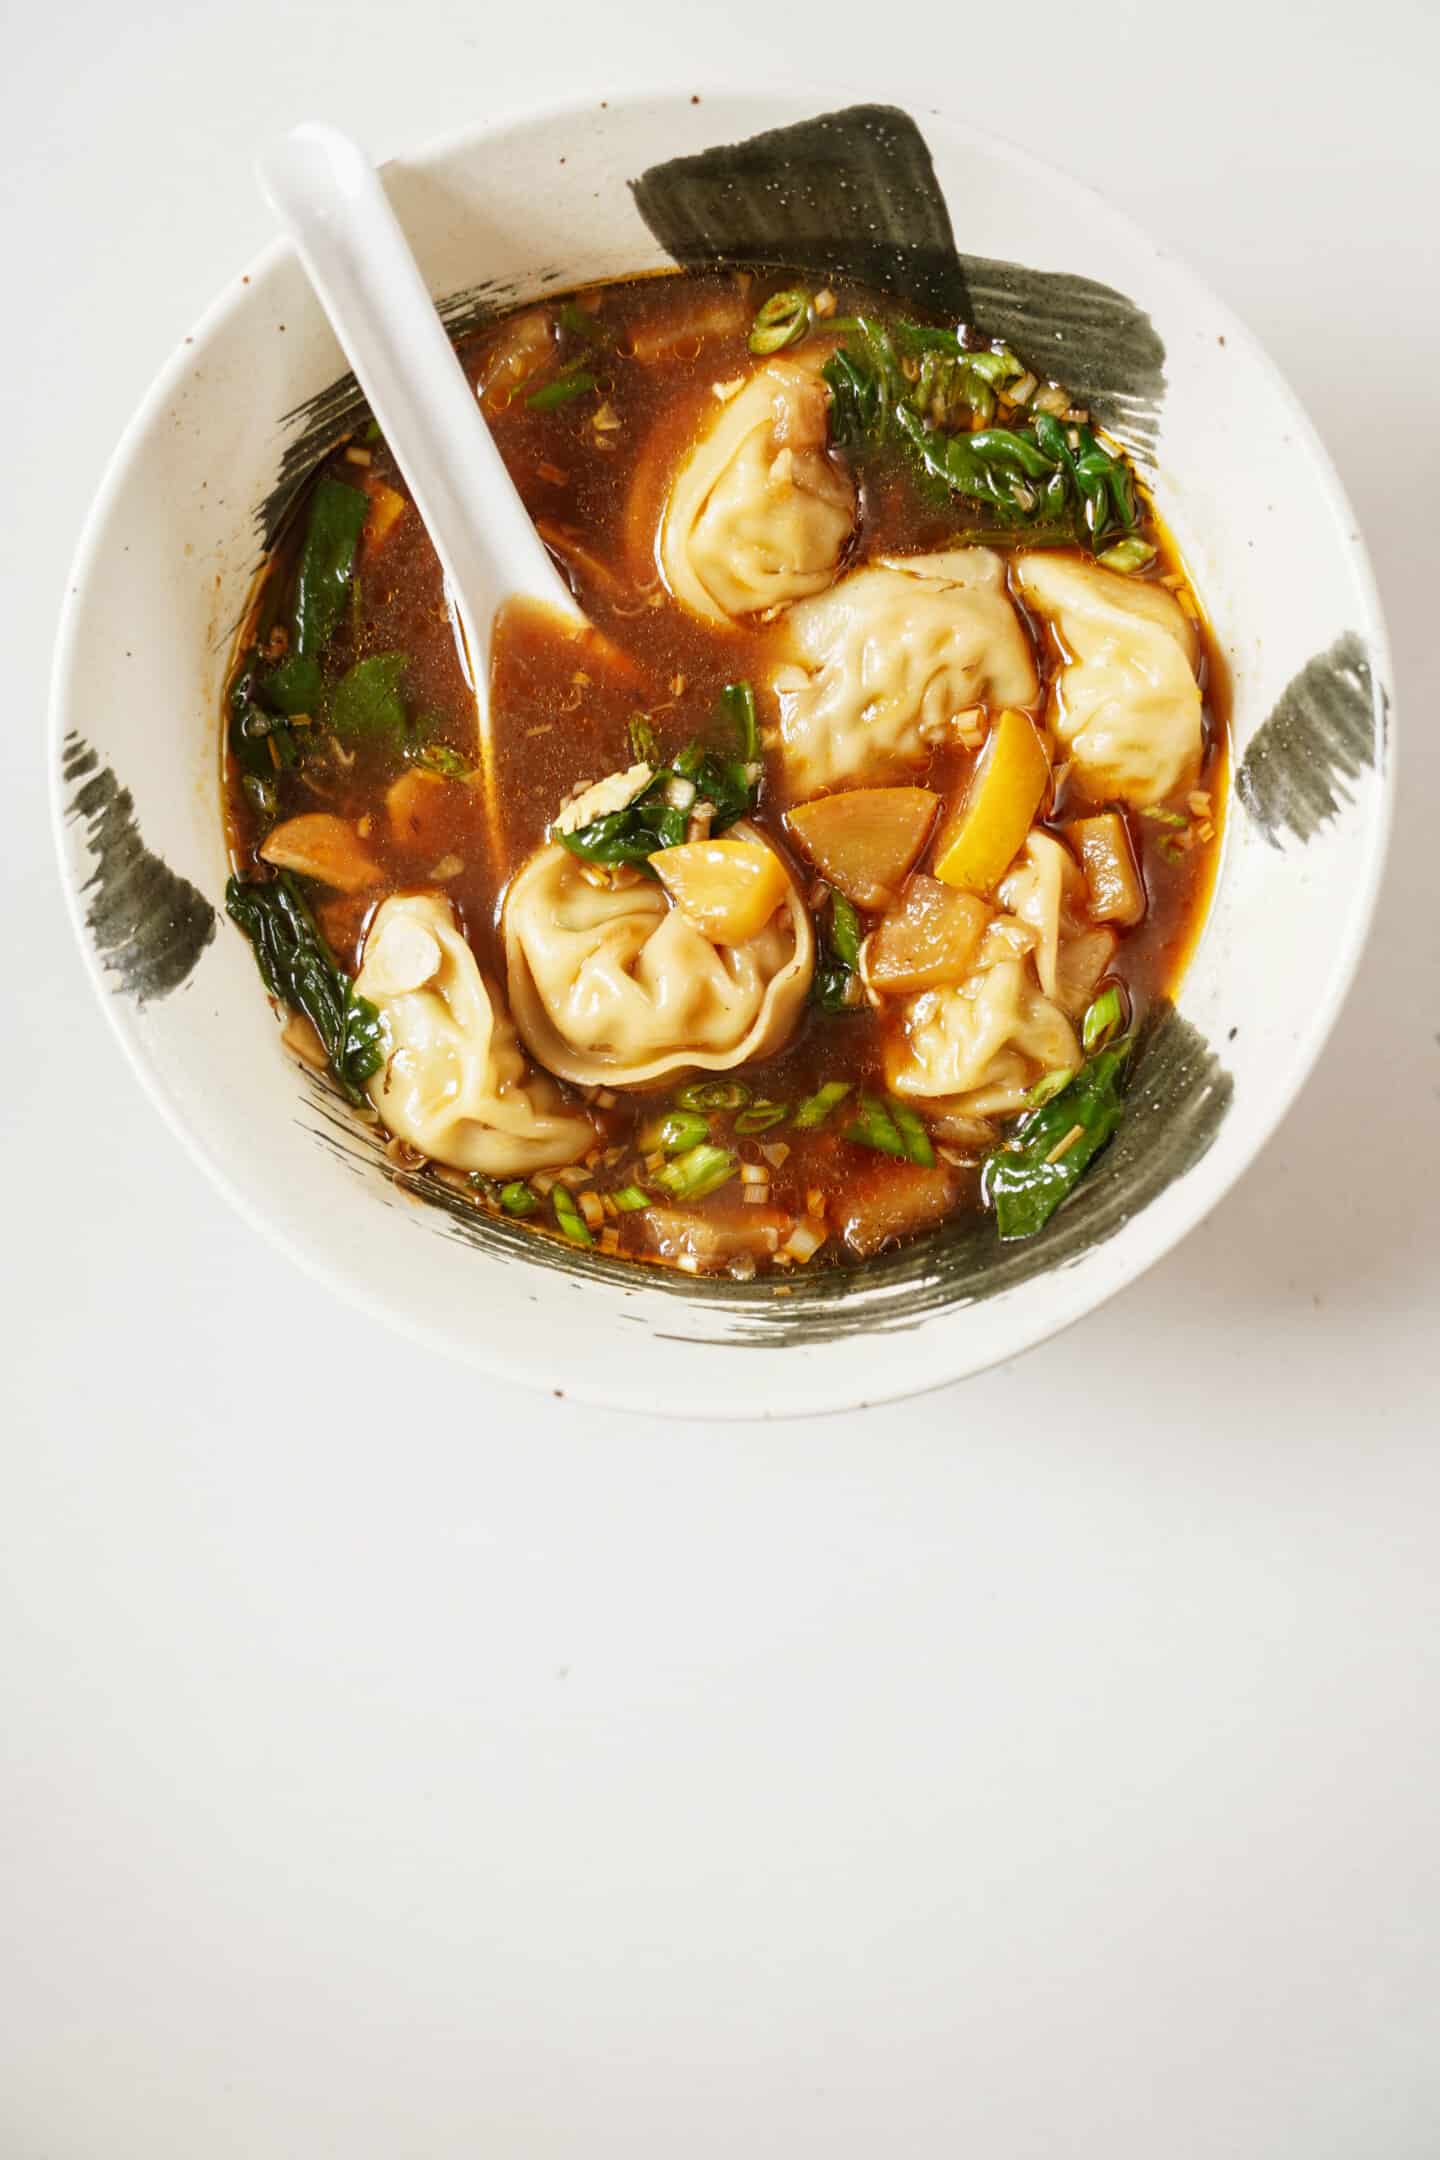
xmin=256 ymin=122 xmax=583 ymax=708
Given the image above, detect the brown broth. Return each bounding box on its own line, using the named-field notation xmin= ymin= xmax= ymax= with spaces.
xmin=223 ymin=267 xmax=1228 ymax=1275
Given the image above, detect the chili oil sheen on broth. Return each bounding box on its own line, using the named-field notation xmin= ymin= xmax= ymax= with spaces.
xmin=222 ymin=269 xmax=1227 ymax=1279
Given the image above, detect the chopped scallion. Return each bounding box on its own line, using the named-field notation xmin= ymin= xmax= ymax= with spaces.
xmin=1026 ymin=1066 xmax=1078 ymax=1110
xmin=610 ymin=1184 xmax=651 ymax=1212
xmin=241 ymin=773 xmax=278 ymax=821
xmin=888 ymin=1099 xmax=936 ymax=1168
xmin=527 ymin=370 xmax=597 ymax=411
xmin=557 ymin=300 xmax=606 ymax=343
xmin=676 ymin=1080 xmax=751 ymax=1112
xmin=552 ymin=1184 xmax=593 ymax=1245
xmin=407 ymin=737 xmax=473 ymax=778
xmin=628 ymin=714 xmax=660 ymax=765
xmin=640 ymin=1109 xmax=711 ymax=1154
xmin=1082 ymin=985 xmax=1126 ymax=1053
xmin=651 ymin=1144 xmax=737 ymax=1202
xmin=718 ymin=679 xmax=760 ymax=764
xmin=792 ymin=1081 xmax=853 ymax=1130
xmin=1096 ymin=536 xmax=1158 ymax=574
xmin=843 ymin=1093 xmax=908 ymax=1159
xmin=499 ymin=1180 xmax=538 ymax=1217
xmin=830 ymin=893 xmax=862 ymax=971
xmin=734 ymin=1100 xmax=788 ymax=1135
xmin=748 ymin=289 xmax=810 ymax=355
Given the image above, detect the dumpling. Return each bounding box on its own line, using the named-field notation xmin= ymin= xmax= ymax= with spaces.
xmin=886 ymin=955 xmax=1079 ymax=1117
xmin=996 ymin=830 xmax=1085 ymax=1002
xmin=883 ymin=837 xmax=1087 ymax=1115
xmin=659 ymin=361 xmax=855 ymax=623
xmin=503 ymin=822 xmax=813 ymax=1087
xmin=1014 ymin=552 xmax=1203 ymax=807
xmin=354 ymin=891 xmax=595 ymax=1175
xmin=773 ymin=549 xmax=1040 ymax=794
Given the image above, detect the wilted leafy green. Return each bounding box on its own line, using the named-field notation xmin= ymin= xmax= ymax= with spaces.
xmin=292 ymin=478 xmax=369 ymax=660
xmin=983 ymin=1044 xmax=1130 ymax=1239
xmin=330 ymin=652 xmax=409 ymax=743
xmin=823 ymin=316 xmax=1140 ymax=549
xmin=224 ymin=872 xmax=384 ymax=1103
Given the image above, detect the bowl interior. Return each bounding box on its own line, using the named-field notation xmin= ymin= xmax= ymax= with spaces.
xmin=52 ymin=93 xmax=1392 ymax=1416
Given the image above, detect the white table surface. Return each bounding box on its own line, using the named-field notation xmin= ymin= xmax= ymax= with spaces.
xmin=4 ymin=2 xmax=1438 ymax=2151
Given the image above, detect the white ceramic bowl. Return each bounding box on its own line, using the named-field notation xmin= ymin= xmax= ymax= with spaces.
xmin=51 ymin=91 xmax=1393 ymax=1418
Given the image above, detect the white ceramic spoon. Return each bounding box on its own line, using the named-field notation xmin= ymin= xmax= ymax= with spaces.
xmin=256 ymin=123 xmax=586 ymax=836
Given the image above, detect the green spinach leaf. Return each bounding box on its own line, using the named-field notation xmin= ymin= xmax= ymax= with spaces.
xmin=983 ymin=1044 xmax=1130 ymax=1240
xmin=225 ymin=872 xmax=384 ymax=1103
xmin=292 ymin=477 xmax=369 ymax=660
xmin=330 ymin=652 xmax=409 ymax=744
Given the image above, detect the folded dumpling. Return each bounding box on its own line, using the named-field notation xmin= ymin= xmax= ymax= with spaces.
xmin=882 ymin=836 xmax=1089 ymax=1115
xmin=996 ymin=830 xmax=1086 ymax=1002
xmin=503 ymin=822 xmax=813 ymax=1087
xmin=659 ymin=361 xmax=855 ymax=623
xmin=1014 ymin=552 xmax=1203 ymax=807
xmin=886 ymin=954 xmax=1080 ymax=1118
xmin=354 ymin=892 xmax=595 ymax=1175
xmin=773 ymin=549 xmax=1039 ymax=794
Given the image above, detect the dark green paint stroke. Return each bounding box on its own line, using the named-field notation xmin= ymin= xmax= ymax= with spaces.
xmin=630 ymin=104 xmax=1166 ymax=456
xmin=956 ymin=253 xmax=1165 ymax=459
xmin=1236 ymin=631 xmax=1384 ymax=847
xmin=62 ymin=734 xmax=216 ymax=1004
xmin=631 ymin=104 xmax=971 ymax=318
xmin=296 ymin=1005 xmax=1230 ymax=1346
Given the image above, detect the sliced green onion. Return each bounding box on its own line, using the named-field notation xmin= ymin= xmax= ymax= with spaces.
xmin=557 ymin=300 xmax=605 ymax=343
xmin=640 ymin=1109 xmax=711 ymax=1154
xmin=1096 ymin=537 xmax=1157 ymax=574
xmin=552 ymin=1184 xmax=593 ymax=1245
xmin=1082 ymin=985 xmax=1126 ymax=1053
xmin=734 ymin=1099 xmax=788 ymax=1135
xmin=526 ymin=370 xmax=597 ymax=411
xmin=792 ymin=1081 xmax=853 ymax=1130
xmin=651 ymin=1144 xmax=737 ymax=1202
xmin=749 ymin=289 xmax=810 ymax=355
xmin=1026 ymin=1066 xmax=1078 ymax=1110
xmin=610 ymin=1184 xmax=651 ymax=1212
xmin=660 ymin=1110 xmax=711 ymax=1152
xmin=843 ymin=1093 xmax=907 ymax=1159
xmin=241 ymin=773 xmax=278 ymax=821
xmin=829 ymin=893 xmax=862 ymax=970
xmin=628 ymin=714 xmax=660 ymax=764
xmin=499 ymin=1180 xmax=538 ymax=1217
xmin=407 ymin=738 xmax=473 ymax=778
xmin=888 ymin=1100 xmax=936 ymax=1168
xmin=1140 ymin=805 xmax=1189 ymax=828
xmin=967 ymin=346 xmax=1025 ymax=388
xmin=718 ymin=680 xmax=759 ymax=763
xmin=676 ymin=1080 xmax=751 ymax=1112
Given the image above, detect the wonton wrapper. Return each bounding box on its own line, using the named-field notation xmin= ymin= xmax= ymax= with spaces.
xmin=773 ymin=548 xmax=1039 ymax=794
xmin=996 ymin=830 xmax=1085 ymax=1002
xmin=354 ymin=892 xmax=594 ymax=1175
xmin=659 ymin=361 xmax=855 ymax=623
xmin=887 ymin=957 xmax=1080 ymax=1118
xmin=884 ymin=836 xmax=1092 ymax=1116
xmin=1014 ymin=552 xmax=1203 ymax=807
xmin=503 ymin=822 xmax=813 ymax=1088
